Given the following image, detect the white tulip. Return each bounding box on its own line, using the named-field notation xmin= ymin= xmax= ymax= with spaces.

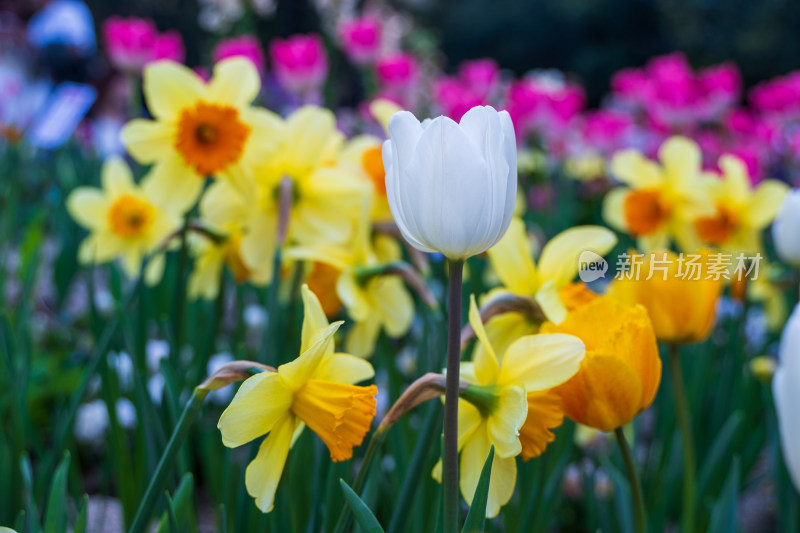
xmin=382 ymin=105 xmax=517 ymax=260
xmin=773 ymin=189 xmax=800 ymax=266
xmin=774 ymin=303 xmax=800 ymax=491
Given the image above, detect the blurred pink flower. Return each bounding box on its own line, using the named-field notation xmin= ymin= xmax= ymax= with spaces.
xmin=339 ymin=16 xmax=382 ymax=66
xmin=750 ymin=71 xmax=800 ymax=121
xmin=580 ymin=110 xmax=635 ymax=154
xmin=152 ymin=30 xmax=185 ymax=64
xmin=506 ymin=74 xmax=585 ymax=144
xmin=459 ymin=58 xmax=500 ymax=99
xmin=433 ymin=78 xmax=483 ymax=121
xmin=376 ymin=52 xmax=418 ymax=90
xmin=102 ymin=16 xmax=184 ymax=72
xmin=213 ymin=35 xmax=266 ymax=72
xmin=270 ymin=34 xmax=328 ymax=95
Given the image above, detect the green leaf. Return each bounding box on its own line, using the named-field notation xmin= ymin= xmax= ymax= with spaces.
xmin=44 ymin=452 xmax=70 ymax=533
xmin=462 ymin=445 xmax=495 ymax=533
xmin=74 ymin=495 xmax=89 ymax=533
xmin=339 ymin=479 xmax=384 ymax=533
xmin=708 ymin=456 xmax=740 ymax=533
xmin=697 ymin=412 xmax=743 ymax=502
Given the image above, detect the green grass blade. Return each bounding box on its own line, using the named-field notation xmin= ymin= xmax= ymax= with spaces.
xmin=339 ymin=479 xmax=384 ymax=533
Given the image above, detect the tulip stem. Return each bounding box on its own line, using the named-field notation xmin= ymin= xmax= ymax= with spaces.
xmin=614 ymin=427 xmax=647 ymax=533
xmin=669 ymin=344 xmax=695 ymax=533
xmin=443 ymin=259 xmax=464 ymax=533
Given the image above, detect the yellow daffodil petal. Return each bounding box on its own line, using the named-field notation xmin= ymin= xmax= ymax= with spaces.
xmin=119 ymin=247 xmax=144 ymax=278
xmin=120 ymin=119 xmax=176 ymax=164
xmin=474 ymin=312 xmax=537 ymax=369
xmin=534 ymin=280 xmax=568 ymax=324
xmin=218 ymin=371 xmax=293 ymax=448
xmin=371 ymin=276 xmax=414 ymax=337
xmin=486 ymin=385 xmax=527 ymax=458
xmin=336 ymin=273 xmax=371 ymax=323
xmin=207 ymin=57 xmax=260 ymax=108
xmin=312 ymin=353 xmax=375 ymax=384
xmin=659 ymin=136 xmax=700 ymax=187
xmin=537 ymin=226 xmax=617 ymax=289
xmin=718 ymin=155 xmax=750 ymax=203
xmin=245 ymin=414 xmax=295 ymax=513
xmin=240 ymin=108 xmax=285 ymax=163
xmin=496 ymin=333 xmax=584 ymax=391
xmin=143 ymin=60 xmax=205 ymax=120
xmin=519 ymin=391 xmax=564 ymax=460
xmin=278 ymin=322 xmax=343 ymax=391
xmin=344 ymin=317 xmax=381 ymax=358
xmin=460 ymin=426 xmax=517 ymax=519
xmin=602 ymin=187 xmax=629 ymax=231
xmin=300 ymin=284 xmax=332 ymax=353
xmin=239 ymin=213 xmax=278 ymax=283
xmin=469 ymin=294 xmax=500 ymax=385
xmin=749 ymin=180 xmax=789 ymax=229
xmin=141 ymin=156 xmax=204 ymax=214
xmin=102 ymin=156 xmax=136 ymax=197
xmin=487 ymin=217 xmax=538 ymax=295
xmin=144 ymin=252 xmax=166 ymax=286
xmin=369 ymin=98 xmax=403 ymax=134
xmin=67 ymin=188 xmax=107 ymax=230
xmin=609 ymin=149 xmax=662 ymax=188
xmin=198 ymin=180 xmax=248 ymax=230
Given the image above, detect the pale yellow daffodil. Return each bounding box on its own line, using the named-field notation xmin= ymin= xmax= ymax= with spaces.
xmin=603 ymin=136 xmax=712 ymax=251
xmin=433 ymin=295 xmax=585 ymax=518
xmin=487 ymin=217 xmax=617 ymax=324
xmin=286 ymin=209 xmax=414 ymax=358
xmin=66 ymin=157 xmax=181 ymax=283
xmin=218 ymin=285 xmax=376 ymax=513
xmin=121 ymin=57 xmax=282 ymax=213
xmin=340 ymin=135 xmax=394 ymax=224
xmin=682 ymin=154 xmax=788 ymax=255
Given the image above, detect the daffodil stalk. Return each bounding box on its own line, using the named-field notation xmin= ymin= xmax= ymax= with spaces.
xmin=668 ymin=344 xmax=695 ymax=533
xmin=614 ymin=427 xmax=646 ymax=533
xmin=129 ymin=361 xmax=274 ymax=533
xmin=443 ymin=259 xmax=464 ymax=533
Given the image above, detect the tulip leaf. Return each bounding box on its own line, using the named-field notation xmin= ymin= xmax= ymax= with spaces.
xmin=707 ymin=456 xmax=739 ymax=533
xmin=73 ymin=495 xmax=89 ymax=533
xmin=697 ymin=411 xmax=743 ymax=502
xmin=43 ymin=452 xmax=70 ymax=533
xmin=339 ymin=479 xmax=384 ymax=533
xmin=462 ymin=445 xmax=495 ymax=533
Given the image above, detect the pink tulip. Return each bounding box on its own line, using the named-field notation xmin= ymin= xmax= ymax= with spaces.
xmin=213 ymin=35 xmax=266 ymax=72
xmin=339 ymin=16 xmax=382 ymax=66
xmin=270 ymin=34 xmax=328 ymax=95
xmin=152 ymin=30 xmax=185 ymax=64
xmin=506 ymin=75 xmax=585 ymax=142
xmin=433 ymin=78 xmax=484 ymax=121
xmin=102 ymin=16 xmax=157 ymax=72
xmin=458 ymin=58 xmax=500 ymax=99
xmin=375 ymin=52 xmax=418 ymax=91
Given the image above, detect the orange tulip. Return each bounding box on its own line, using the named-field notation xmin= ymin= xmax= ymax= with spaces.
xmin=608 ymin=250 xmax=724 ymax=344
xmin=543 ymin=296 xmax=661 ymax=431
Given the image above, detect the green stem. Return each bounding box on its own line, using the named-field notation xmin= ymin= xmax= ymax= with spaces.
xmin=615 ymin=427 xmax=647 ymax=533
xmin=259 ymin=247 xmax=283 ymax=364
xmin=170 ymin=217 xmax=190 ymax=368
xmin=331 ymin=429 xmax=387 ymax=533
xmin=443 ymin=260 xmax=464 ymax=533
xmin=128 ymin=387 xmax=209 ymax=533
xmin=669 ymin=344 xmax=695 ymax=533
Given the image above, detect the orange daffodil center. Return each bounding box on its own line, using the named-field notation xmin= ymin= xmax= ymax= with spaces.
xmin=361 ymin=145 xmax=387 ymax=196
xmin=623 ymin=188 xmax=672 ymax=236
xmin=694 ymin=203 xmax=739 ymax=245
xmin=175 ymin=102 xmax=251 ymax=176
xmin=107 ymin=194 xmax=155 ymax=239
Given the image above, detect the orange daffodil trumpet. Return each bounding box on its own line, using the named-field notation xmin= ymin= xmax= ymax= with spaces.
xmin=217 ymin=285 xmax=376 ymax=512
xmin=683 ymin=155 xmax=788 ymax=254
xmin=121 ymin=57 xmax=283 ymax=213
xmin=542 ymin=294 xmax=661 ymax=431
xmin=383 ymin=105 xmax=517 ymax=260
xmin=432 ymin=295 xmax=585 ymax=517
xmin=603 ymin=136 xmax=711 ymax=252
xmin=66 ymin=157 xmax=182 ymax=283
xmin=609 ymin=250 xmax=724 ymax=345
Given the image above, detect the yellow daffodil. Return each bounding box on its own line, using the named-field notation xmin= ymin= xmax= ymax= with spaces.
xmin=609 ymin=250 xmax=724 ymax=344
xmin=340 ymin=135 xmax=394 ymax=224
xmin=66 ymin=157 xmax=181 ymax=283
xmin=218 ymin=285 xmax=376 ymax=512
xmin=542 ymin=295 xmax=661 ymax=431
xmin=603 ymin=136 xmax=712 ymax=251
xmin=487 ymin=217 xmax=617 ymax=324
xmin=433 ymin=295 xmax=585 ymax=517
xmin=121 ymin=58 xmax=282 ymax=212
xmin=286 ymin=212 xmax=414 ymax=358
xmin=681 ymin=155 xmax=788 ymax=254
